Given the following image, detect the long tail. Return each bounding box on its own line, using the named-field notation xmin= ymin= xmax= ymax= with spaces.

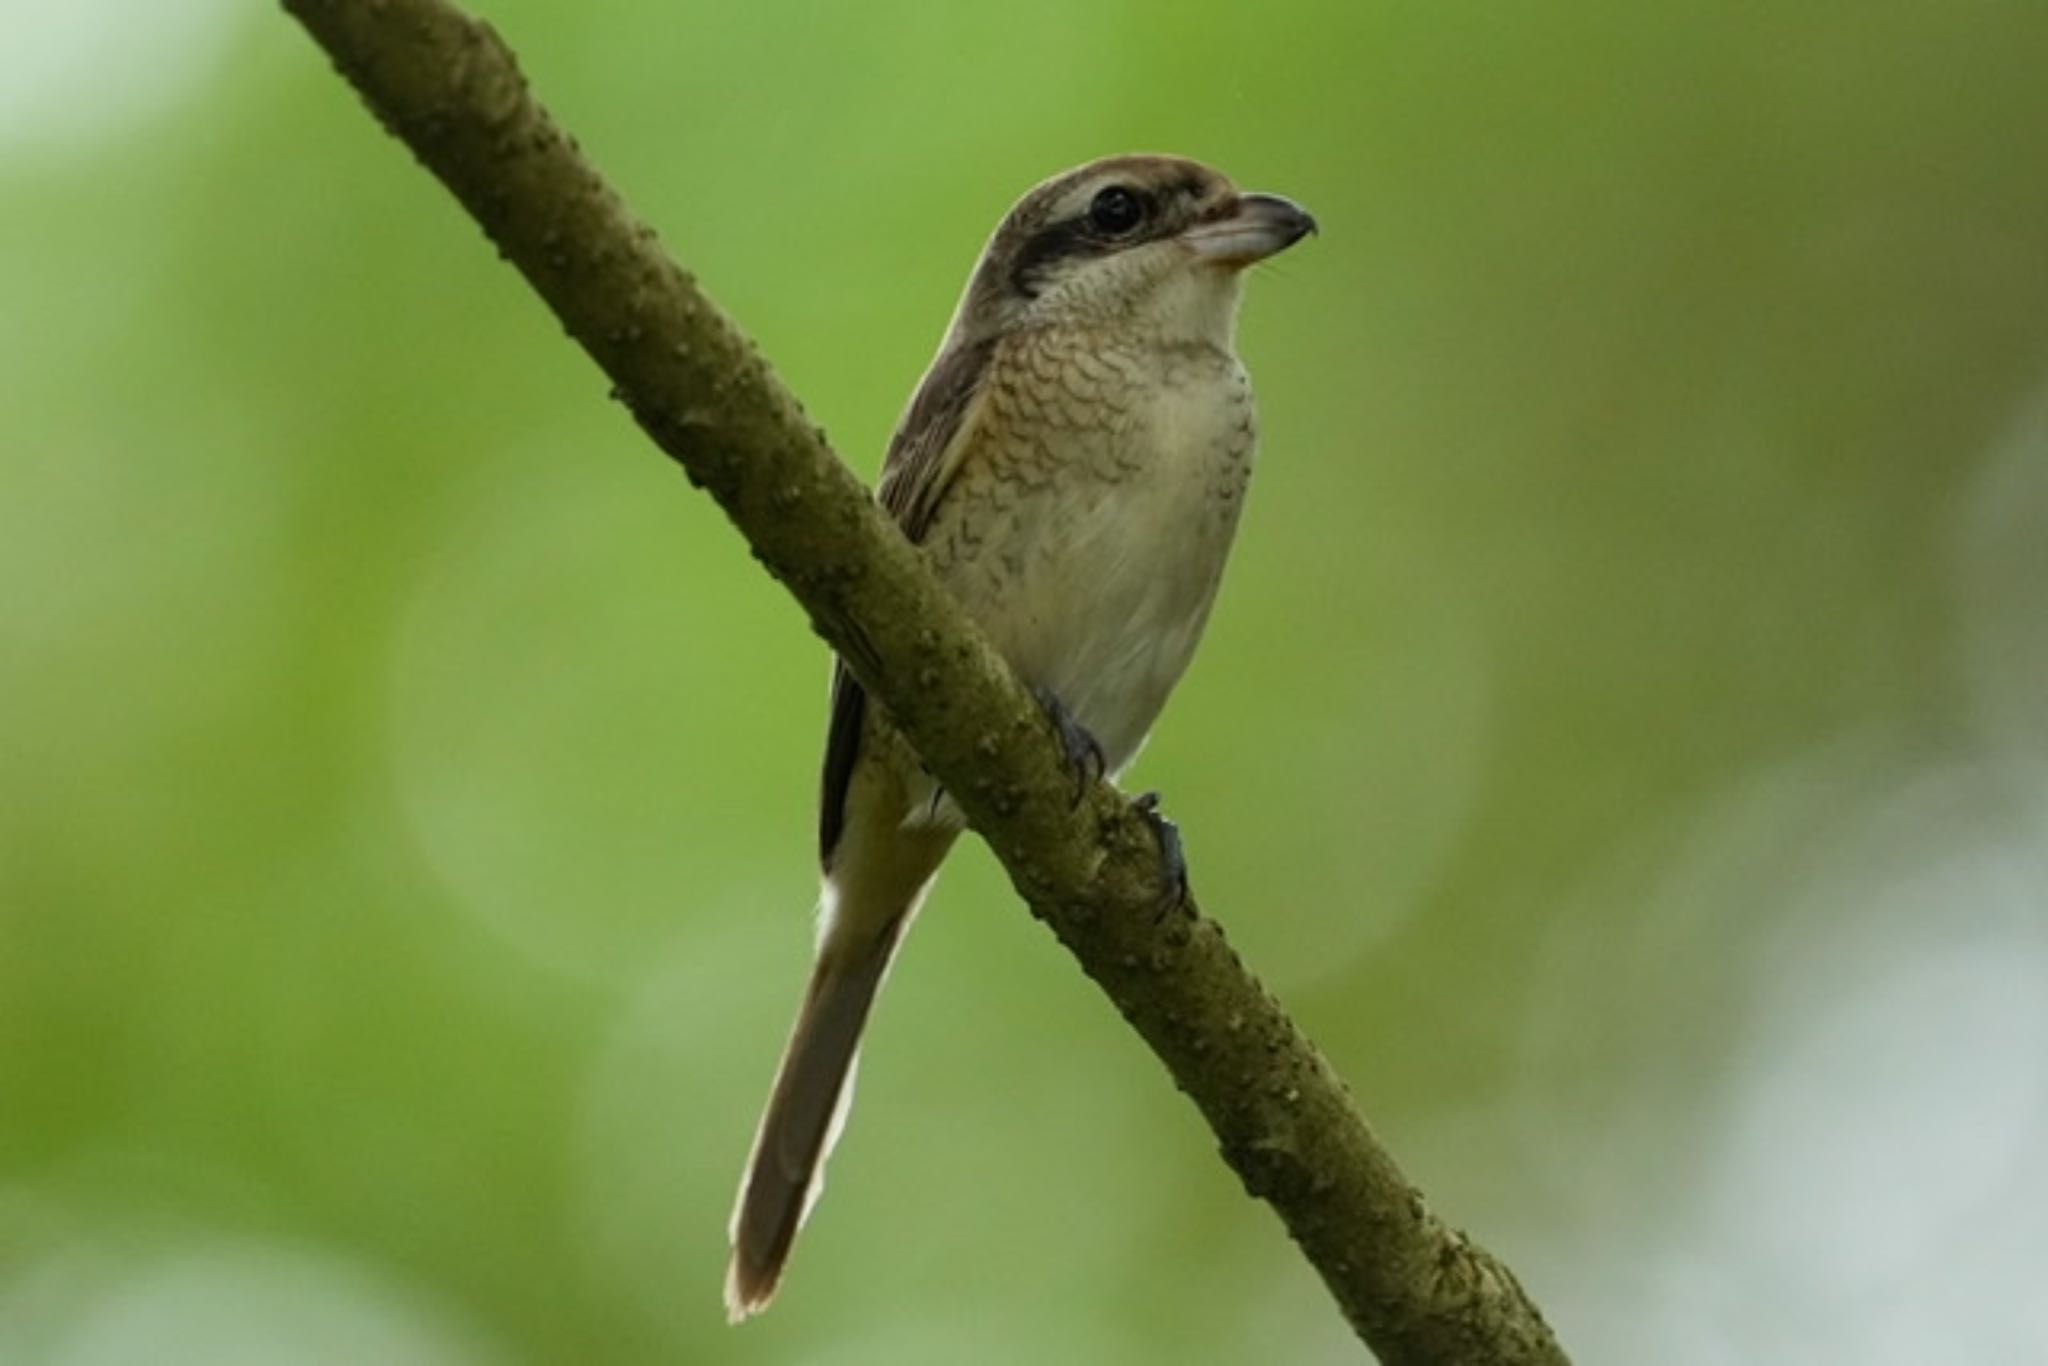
xmin=724 ymin=916 xmax=900 ymax=1320
xmin=727 ymin=749 xmax=958 ymax=1321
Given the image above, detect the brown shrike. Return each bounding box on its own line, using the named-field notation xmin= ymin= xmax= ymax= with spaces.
xmin=725 ymin=154 xmax=1315 ymax=1319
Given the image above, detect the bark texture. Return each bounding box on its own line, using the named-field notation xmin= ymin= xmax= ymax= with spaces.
xmin=280 ymin=3 xmax=1571 ymax=1361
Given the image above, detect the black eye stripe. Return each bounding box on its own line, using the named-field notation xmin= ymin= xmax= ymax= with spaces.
xmin=1007 ymin=185 xmax=1169 ymax=297
xmin=1008 ymin=220 xmax=1104 ymax=297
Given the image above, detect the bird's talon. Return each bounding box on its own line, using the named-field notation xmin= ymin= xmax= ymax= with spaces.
xmin=1132 ymin=791 xmax=1189 ymax=913
xmin=1033 ymin=686 xmax=1105 ymax=805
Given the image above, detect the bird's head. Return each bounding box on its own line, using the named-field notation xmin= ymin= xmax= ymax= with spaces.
xmin=948 ymin=154 xmax=1315 ymax=351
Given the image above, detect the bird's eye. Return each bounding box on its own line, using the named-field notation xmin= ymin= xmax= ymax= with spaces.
xmin=1088 ymin=185 xmax=1146 ymax=236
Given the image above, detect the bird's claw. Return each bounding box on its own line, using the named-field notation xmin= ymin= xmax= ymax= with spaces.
xmin=1132 ymin=790 xmax=1189 ymax=913
xmin=1033 ymin=687 xmax=1105 ymax=805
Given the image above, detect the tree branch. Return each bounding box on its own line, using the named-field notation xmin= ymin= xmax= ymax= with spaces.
xmin=279 ymin=3 xmax=1570 ymax=1361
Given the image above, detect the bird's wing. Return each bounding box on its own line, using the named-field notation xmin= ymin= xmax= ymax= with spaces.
xmin=817 ymin=335 xmax=998 ymax=866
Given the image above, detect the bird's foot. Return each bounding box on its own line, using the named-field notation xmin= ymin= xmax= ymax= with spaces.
xmin=1131 ymin=791 xmax=1189 ymax=914
xmin=1032 ymin=687 xmax=1105 ymax=805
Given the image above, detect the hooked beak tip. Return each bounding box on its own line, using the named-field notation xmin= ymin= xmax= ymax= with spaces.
xmin=1185 ymin=191 xmax=1317 ymax=266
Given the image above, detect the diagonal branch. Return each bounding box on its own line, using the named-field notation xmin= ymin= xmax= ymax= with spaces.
xmin=279 ymin=3 xmax=1570 ymax=1361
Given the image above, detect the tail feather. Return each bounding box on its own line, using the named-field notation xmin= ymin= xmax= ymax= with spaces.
xmin=724 ymin=916 xmax=903 ymax=1321
xmin=728 ymin=775 xmax=957 ymax=1321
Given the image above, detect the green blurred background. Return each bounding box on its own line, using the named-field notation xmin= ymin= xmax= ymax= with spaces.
xmin=5 ymin=2 xmax=2047 ymax=1362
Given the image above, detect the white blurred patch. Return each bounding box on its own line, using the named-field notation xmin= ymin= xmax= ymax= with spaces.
xmin=0 ymin=0 xmax=240 ymax=156
xmin=0 ymin=1225 xmax=505 ymax=1366
xmin=1711 ymin=768 xmax=2047 ymax=1270
xmin=1693 ymin=764 xmax=2048 ymax=1360
xmin=1519 ymin=750 xmax=2048 ymax=1363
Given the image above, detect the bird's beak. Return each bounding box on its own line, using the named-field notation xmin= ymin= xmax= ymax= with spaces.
xmin=1182 ymin=192 xmax=1318 ymax=267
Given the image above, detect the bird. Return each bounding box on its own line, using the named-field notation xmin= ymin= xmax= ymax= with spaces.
xmin=725 ymin=153 xmax=1315 ymax=1320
